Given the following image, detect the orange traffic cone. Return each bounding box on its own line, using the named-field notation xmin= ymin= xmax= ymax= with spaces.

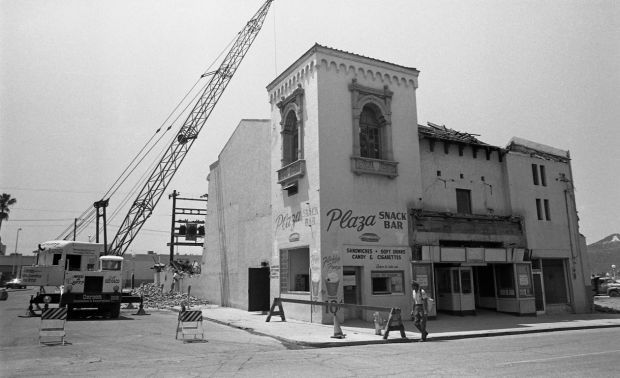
xmin=331 ymin=314 xmax=346 ymax=339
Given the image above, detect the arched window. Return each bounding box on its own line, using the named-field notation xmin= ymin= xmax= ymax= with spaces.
xmin=349 ymin=79 xmax=397 ymax=177
xmin=359 ymin=105 xmax=382 ymax=159
xmin=283 ymin=110 xmax=299 ymax=165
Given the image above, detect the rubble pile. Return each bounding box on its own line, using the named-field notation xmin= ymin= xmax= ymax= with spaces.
xmin=130 ymin=283 xmax=210 ymax=309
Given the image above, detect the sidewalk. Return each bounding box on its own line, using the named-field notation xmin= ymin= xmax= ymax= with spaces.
xmin=185 ymin=305 xmax=620 ymax=348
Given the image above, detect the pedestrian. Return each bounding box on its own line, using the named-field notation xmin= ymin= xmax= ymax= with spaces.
xmin=411 ymin=280 xmax=429 ymax=341
xmin=171 ymin=270 xmax=179 ymax=293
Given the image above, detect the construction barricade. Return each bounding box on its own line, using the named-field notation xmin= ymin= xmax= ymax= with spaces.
xmin=265 ymin=298 xmax=405 ymax=340
xmin=382 ymin=308 xmax=406 ymax=339
xmin=176 ymin=310 xmax=205 ymax=342
xmin=39 ymin=307 xmax=67 ymax=345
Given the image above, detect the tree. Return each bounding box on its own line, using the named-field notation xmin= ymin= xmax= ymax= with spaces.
xmin=0 ymin=193 xmax=17 ymax=232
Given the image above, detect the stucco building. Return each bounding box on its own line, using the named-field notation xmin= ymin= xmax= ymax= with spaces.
xmin=200 ymin=44 xmax=591 ymax=323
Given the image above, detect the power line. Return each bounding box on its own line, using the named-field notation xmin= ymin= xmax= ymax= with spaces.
xmin=10 ymin=218 xmax=75 ymax=222
xmin=13 ymin=207 xmax=86 ymax=213
xmin=0 ymin=187 xmax=102 ymax=194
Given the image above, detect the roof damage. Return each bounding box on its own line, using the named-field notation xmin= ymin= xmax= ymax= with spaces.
xmin=418 ymin=122 xmax=495 ymax=148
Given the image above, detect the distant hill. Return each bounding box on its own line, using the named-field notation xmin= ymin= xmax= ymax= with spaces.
xmin=587 ymin=233 xmax=620 ymax=275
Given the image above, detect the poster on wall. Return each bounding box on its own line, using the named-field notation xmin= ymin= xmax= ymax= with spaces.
xmin=310 ymin=249 xmax=321 ymax=302
xmin=322 ymin=251 xmax=341 ymax=302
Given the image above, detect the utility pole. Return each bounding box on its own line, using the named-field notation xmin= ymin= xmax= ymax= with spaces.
xmin=168 ymin=190 xmax=179 ymax=262
xmin=73 ymin=218 xmax=79 ymax=241
xmin=167 ymin=190 xmax=207 ymax=263
xmin=94 ymin=199 xmax=109 ymax=254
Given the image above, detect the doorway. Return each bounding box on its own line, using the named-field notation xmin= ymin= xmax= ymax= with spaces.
xmin=436 ymin=266 xmax=475 ymax=315
xmin=343 ymin=267 xmax=361 ymax=319
xmin=248 ymin=267 xmax=270 ymax=312
xmin=533 ymin=272 xmax=545 ymax=314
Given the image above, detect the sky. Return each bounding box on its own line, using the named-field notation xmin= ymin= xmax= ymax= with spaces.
xmin=1 ymin=0 xmax=619 ymax=256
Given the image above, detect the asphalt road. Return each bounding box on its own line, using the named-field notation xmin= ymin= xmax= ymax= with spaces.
xmin=2 ymin=288 xmax=619 ymax=377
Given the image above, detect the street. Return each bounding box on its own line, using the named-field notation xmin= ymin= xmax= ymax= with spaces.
xmin=1 ymin=288 xmax=619 ymax=377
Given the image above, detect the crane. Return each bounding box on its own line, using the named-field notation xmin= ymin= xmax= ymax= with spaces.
xmin=104 ymin=0 xmax=274 ymax=256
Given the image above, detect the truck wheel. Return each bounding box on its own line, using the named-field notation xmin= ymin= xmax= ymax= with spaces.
xmin=610 ymin=290 xmax=619 ymax=297
xmin=110 ymin=303 xmax=121 ymax=319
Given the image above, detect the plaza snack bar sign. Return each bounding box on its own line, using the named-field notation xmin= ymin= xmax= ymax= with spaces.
xmin=326 ymin=208 xmax=407 ymax=232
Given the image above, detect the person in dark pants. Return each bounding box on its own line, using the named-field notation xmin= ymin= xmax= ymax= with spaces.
xmin=411 ymin=280 xmax=429 ymax=341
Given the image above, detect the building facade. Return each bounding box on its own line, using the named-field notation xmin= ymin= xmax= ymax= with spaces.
xmin=200 ymin=45 xmax=592 ymax=323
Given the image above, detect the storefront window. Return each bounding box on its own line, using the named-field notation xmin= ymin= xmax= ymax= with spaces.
xmin=516 ymin=263 xmax=533 ymax=297
xmin=437 ymin=269 xmax=452 ymax=294
xmin=371 ymin=271 xmax=404 ymax=295
xmin=452 ymin=270 xmax=461 ymax=293
xmin=495 ymin=264 xmax=516 ymax=298
xmin=461 ymin=269 xmax=472 ymax=294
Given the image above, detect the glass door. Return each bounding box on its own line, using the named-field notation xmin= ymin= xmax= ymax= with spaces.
xmin=435 ymin=266 xmax=475 ymax=315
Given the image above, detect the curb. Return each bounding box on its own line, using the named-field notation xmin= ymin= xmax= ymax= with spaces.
xmin=200 ymin=314 xmax=620 ymax=349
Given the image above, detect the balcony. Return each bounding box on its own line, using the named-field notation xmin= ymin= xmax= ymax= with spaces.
xmin=351 ymin=156 xmax=398 ymax=178
xmin=277 ymin=159 xmax=306 ymax=185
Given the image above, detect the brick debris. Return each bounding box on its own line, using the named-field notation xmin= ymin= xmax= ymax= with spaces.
xmin=130 ymin=283 xmax=210 ymax=309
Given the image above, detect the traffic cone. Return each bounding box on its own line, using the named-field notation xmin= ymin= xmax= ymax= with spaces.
xmin=133 ymin=296 xmax=149 ymax=316
xmin=330 ymin=314 xmax=345 ymax=339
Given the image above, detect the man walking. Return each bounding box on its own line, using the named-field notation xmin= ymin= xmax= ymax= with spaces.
xmin=411 ymin=280 xmax=429 ymax=341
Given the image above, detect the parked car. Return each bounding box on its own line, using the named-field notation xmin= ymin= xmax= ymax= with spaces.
xmin=593 ymin=276 xmax=620 ymax=297
xmin=5 ymin=278 xmax=26 ymax=289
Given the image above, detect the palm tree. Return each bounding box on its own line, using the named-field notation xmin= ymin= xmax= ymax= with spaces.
xmin=0 ymin=193 xmax=17 ymax=232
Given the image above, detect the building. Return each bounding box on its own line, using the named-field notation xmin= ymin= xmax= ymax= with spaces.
xmin=0 ymin=253 xmax=36 ymax=282
xmin=0 ymin=250 xmax=201 ymax=288
xmin=200 ymin=44 xmax=592 ymax=323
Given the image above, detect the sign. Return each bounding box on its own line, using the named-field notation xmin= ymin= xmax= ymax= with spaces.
xmin=343 ymin=246 xmax=409 ymax=268
xmin=416 ymin=274 xmax=429 ymax=287
xmin=21 ymin=266 xmax=64 ymax=286
xmin=343 ymin=275 xmax=356 ymax=286
xmin=326 ymin=209 xmax=407 ymax=232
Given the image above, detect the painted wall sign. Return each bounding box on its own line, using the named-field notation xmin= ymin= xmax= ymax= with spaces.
xmin=310 ymin=250 xmax=321 ymax=302
xmin=344 ymin=246 xmax=407 ymax=261
xmin=322 ymin=253 xmax=341 ymax=300
xmin=326 ymin=208 xmax=407 ymax=232
xmin=343 ymin=245 xmax=410 ymax=270
xmin=275 ymin=206 xmax=318 ymax=232
xmin=270 ymin=265 xmax=280 ymax=279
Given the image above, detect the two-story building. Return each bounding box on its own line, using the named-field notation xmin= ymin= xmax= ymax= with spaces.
xmin=200 ymin=44 xmax=591 ymax=324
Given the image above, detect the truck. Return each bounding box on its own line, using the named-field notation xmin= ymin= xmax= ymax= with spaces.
xmin=592 ymin=275 xmax=620 ymax=297
xmin=21 ymin=240 xmax=141 ymax=318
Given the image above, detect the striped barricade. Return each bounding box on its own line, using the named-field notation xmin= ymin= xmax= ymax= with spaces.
xmin=39 ymin=307 xmax=67 ymax=345
xmin=176 ymin=310 xmax=205 ymax=342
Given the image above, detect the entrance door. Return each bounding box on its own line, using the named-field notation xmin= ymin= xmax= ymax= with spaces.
xmin=343 ymin=267 xmax=361 ymax=320
xmin=436 ymin=267 xmax=476 ymax=315
xmin=248 ymin=267 xmax=270 ymax=312
xmin=533 ymin=272 xmax=545 ymax=314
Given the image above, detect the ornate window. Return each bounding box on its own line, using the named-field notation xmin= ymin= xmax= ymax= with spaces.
xmin=359 ymin=105 xmax=383 ymax=159
xmin=349 ymin=79 xmax=398 ymax=178
xmin=282 ymin=111 xmax=299 ymax=165
xmin=276 ymin=85 xmax=306 ymax=187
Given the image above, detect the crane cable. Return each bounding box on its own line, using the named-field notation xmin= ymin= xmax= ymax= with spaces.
xmin=60 ymin=32 xmax=239 ymax=241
